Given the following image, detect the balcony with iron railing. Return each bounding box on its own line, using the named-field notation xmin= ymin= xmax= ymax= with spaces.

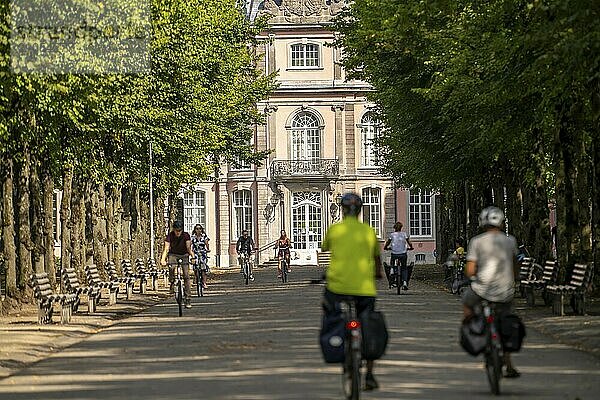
xmin=270 ymin=159 xmax=339 ymax=180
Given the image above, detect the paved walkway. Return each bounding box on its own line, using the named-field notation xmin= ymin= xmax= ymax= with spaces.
xmin=0 ymin=266 xmax=598 ymax=399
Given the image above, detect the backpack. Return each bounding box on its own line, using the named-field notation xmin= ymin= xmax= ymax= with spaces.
xmin=459 ymin=315 xmax=487 ymax=356
xmin=499 ymin=314 xmax=526 ymax=352
xmin=359 ymin=310 xmax=389 ymax=360
xmin=319 ymin=313 xmax=346 ymax=363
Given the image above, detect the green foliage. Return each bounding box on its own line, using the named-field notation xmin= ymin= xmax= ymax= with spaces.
xmin=0 ymin=0 xmax=275 ymax=194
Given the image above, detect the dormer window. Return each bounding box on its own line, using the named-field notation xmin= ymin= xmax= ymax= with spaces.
xmin=290 ymin=43 xmax=320 ymax=68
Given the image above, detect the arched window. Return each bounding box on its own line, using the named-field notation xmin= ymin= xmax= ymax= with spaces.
xmin=291 ymin=111 xmax=321 ymax=161
xmin=360 ymin=113 xmax=382 ymax=167
xmin=362 ymin=187 xmax=382 ymax=237
xmin=290 ymin=43 xmax=320 ymax=67
xmin=232 ymin=190 xmax=253 ymax=238
xmin=183 ymin=190 xmax=206 ymax=232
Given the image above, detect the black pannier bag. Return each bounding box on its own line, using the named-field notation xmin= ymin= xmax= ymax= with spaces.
xmin=460 ymin=315 xmax=487 ymax=356
xmin=360 ymin=310 xmax=389 ymax=360
xmin=499 ymin=314 xmax=526 ymax=352
xmin=319 ymin=313 xmax=346 ymax=363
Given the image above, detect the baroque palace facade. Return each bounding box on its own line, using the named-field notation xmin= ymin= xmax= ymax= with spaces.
xmin=178 ymin=0 xmax=438 ymax=268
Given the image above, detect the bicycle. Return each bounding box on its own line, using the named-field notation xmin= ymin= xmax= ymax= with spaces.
xmin=389 ymin=250 xmax=413 ymax=295
xmin=239 ymin=251 xmax=255 ymax=285
xmin=172 ymin=258 xmax=186 ymax=317
xmin=481 ymin=300 xmax=503 ymax=395
xmin=311 ymin=278 xmax=363 ymax=400
xmin=193 ymin=251 xmax=209 ymax=297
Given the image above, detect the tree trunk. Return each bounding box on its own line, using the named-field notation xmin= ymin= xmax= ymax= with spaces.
xmin=17 ymin=147 xmax=33 ymax=290
xmin=154 ymin=193 xmax=166 ymax=264
xmin=121 ymin=186 xmax=132 ymax=263
xmin=42 ymin=170 xmax=56 ymax=286
xmin=105 ymin=184 xmax=116 ymax=264
xmin=70 ymin=177 xmax=85 ymax=273
xmin=60 ymin=166 xmax=73 ymax=284
xmin=91 ymin=185 xmax=107 ymax=267
xmin=1 ymin=159 xmax=18 ymax=297
xmin=29 ymin=154 xmax=45 ymax=274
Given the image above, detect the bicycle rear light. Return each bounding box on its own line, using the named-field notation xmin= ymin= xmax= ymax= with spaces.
xmin=486 ymin=315 xmax=495 ymax=324
xmin=346 ymin=320 xmax=361 ymax=330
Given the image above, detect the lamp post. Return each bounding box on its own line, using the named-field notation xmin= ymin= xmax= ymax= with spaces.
xmin=149 ymin=140 xmax=155 ymax=261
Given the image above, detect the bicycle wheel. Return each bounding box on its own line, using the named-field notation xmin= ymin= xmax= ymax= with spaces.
xmin=485 ymin=346 xmax=502 ymax=395
xmin=396 ymin=265 xmax=401 ymax=295
xmin=281 ymin=260 xmax=287 ymax=283
xmin=195 ymin=267 xmax=201 ymax=298
xmin=176 ymin=281 xmax=183 ymax=317
xmin=244 ymin=261 xmax=249 ymax=285
xmin=199 ymin=268 xmax=204 ymax=297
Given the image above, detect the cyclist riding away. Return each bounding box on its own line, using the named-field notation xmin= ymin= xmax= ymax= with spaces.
xmin=275 ymin=229 xmax=292 ymax=279
xmin=191 ymin=224 xmax=210 ymax=290
xmin=383 ymin=222 xmax=413 ymax=290
xmin=462 ymin=206 xmax=521 ymax=378
xmin=160 ymin=221 xmax=195 ymax=308
xmin=321 ymin=192 xmax=384 ymax=391
xmin=236 ymin=229 xmax=255 ymax=281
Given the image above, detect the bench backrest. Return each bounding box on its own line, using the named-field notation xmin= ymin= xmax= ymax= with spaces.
xmin=519 ymin=257 xmax=536 ymax=280
xmin=317 ymin=251 xmax=331 ymax=268
xmin=568 ymin=263 xmax=594 ymax=288
xmin=121 ymin=260 xmax=134 ymax=276
xmin=541 ymin=260 xmax=559 ymax=283
xmin=85 ymin=264 xmax=102 ymax=285
xmin=106 ymin=262 xmax=119 ymax=280
xmin=30 ymin=272 xmax=53 ymax=299
xmin=135 ymin=258 xmax=147 ymax=274
xmin=62 ymin=268 xmax=81 ymax=292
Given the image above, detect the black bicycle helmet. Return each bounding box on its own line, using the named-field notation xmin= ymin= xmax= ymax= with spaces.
xmin=340 ymin=192 xmax=363 ymax=217
xmin=478 ymin=206 xmax=504 ymax=228
xmin=173 ymin=220 xmax=184 ymax=230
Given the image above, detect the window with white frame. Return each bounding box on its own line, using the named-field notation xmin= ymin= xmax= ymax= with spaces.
xmin=360 ymin=113 xmax=381 ymax=167
xmin=290 ymin=43 xmax=320 ymax=67
xmin=233 ymin=190 xmax=253 ymax=238
xmin=409 ymin=189 xmax=433 ymax=237
xmin=183 ymin=190 xmax=206 ymax=233
xmin=362 ymin=187 xmax=382 ymax=237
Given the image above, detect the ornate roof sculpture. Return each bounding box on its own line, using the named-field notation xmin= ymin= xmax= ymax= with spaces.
xmin=257 ymin=0 xmax=344 ymax=24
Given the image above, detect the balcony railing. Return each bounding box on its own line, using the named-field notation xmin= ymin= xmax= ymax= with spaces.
xmin=270 ymin=159 xmax=339 ymax=179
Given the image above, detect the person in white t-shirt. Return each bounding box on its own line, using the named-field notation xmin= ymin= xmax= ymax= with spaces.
xmin=383 ymin=222 xmax=413 ymax=290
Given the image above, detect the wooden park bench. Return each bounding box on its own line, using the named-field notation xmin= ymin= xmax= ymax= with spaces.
xmin=520 ymin=260 xmax=559 ymax=306
xmin=517 ymin=257 xmax=536 ymax=298
xmin=122 ymin=259 xmax=146 ymax=294
xmin=85 ymin=264 xmax=120 ymax=305
xmin=317 ymin=251 xmax=331 ymax=268
xmin=135 ymin=258 xmax=158 ymax=290
xmin=146 ymin=258 xmax=166 ymax=290
xmin=29 ymin=272 xmax=78 ymax=324
xmin=106 ymin=261 xmax=135 ymax=299
xmin=547 ymin=262 xmax=595 ymax=316
xmin=61 ymin=267 xmax=101 ymax=314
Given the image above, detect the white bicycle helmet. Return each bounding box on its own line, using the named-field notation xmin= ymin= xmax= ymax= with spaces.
xmin=478 ymin=206 xmax=505 ymax=228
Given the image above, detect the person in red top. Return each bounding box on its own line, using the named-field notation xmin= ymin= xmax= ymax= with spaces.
xmin=160 ymin=221 xmax=195 ymax=308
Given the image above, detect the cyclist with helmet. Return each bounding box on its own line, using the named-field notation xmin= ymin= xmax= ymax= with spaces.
xmin=191 ymin=224 xmax=210 ymax=289
xmin=321 ymin=192 xmax=384 ymax=391
xmin=160 ymin=221 xmax=195 ymax=308
xmin=462 ymin=206 xmax=521 ymax=378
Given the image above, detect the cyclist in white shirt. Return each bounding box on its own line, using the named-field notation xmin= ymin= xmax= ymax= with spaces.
xmin=383 ymin=222 xmax=414 ymax=290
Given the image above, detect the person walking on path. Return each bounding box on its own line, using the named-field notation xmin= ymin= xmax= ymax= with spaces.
xmin=160 ymin=221 xmax=195 ymax=308
xmin=383 ymin=222 xmax=413 ymax=290
xmin=462 ymin=206 xmax=521 ymax=378
xmin=321 ymin=192 xmax=384 ymax=391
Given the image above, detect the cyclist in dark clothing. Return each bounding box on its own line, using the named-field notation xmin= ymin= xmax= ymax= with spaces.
xmin=236 ymin=230 xmax=255 ymax=280
xmin=160 ymin=221 xmax=195 ymax=308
